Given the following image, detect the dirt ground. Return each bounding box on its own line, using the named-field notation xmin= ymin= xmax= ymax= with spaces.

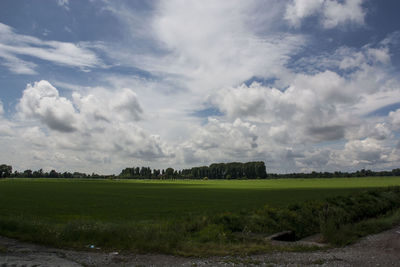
xmin=0 ymin=225 xmax=399 ymax=266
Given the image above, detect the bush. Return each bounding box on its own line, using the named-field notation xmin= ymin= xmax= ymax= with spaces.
xmin=213 ymin=212 xmax=245 ymax=232
xmin=194 ymin=224 xmax=227 ymax=243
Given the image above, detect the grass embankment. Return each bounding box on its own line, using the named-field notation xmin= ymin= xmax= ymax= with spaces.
xmin=0 ymin=178 xmax=400 ymax=255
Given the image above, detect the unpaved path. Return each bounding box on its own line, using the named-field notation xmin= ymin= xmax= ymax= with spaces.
xmin=1 ymin=225 xmax=400 ymax=266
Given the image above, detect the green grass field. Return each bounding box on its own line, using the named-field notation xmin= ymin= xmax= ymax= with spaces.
xmin=1 ymin=177 xmax=400 ymax=223
xmin=1 ymin=177 xmax=400 ymax=255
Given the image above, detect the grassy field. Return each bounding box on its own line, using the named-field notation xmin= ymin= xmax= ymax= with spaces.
xmin=0 ymin=177 xmax=400 ymax=255
xmin=0 ymin=177 xmax=400 ymax=223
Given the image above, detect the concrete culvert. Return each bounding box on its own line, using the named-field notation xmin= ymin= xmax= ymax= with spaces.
xmin=267 ymin=230 xmax=296 ymax=242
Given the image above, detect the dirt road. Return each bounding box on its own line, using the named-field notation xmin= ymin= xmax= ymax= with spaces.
xmin=1 ymin=225 xmax=399 ymax=266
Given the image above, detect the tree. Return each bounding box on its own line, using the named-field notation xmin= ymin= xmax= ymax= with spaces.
xmin=33 ymin=169 xmax=43 ymax=178
xmin=254 ymin=161 xmax=267 ymax=178
xmin=165 ymin=168 xmax=174 ymax=178
xmin=120 ymin=167 xmax=135 ymax=178
xmin=135 ymin=167 xmax=140 ymax=176
xmin=152 ymin=169 xmax=160 ymax=179
xmin=0 ymin=164 xmax=12 ymax=178
xmin=49 ymin=170 xmax=59 ymax=178
xmin=23 ymin=169 xmax=33 ymax=178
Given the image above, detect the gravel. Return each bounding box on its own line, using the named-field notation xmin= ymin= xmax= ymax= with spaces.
xmin=0 ymin=225 xmax=399 ymax=266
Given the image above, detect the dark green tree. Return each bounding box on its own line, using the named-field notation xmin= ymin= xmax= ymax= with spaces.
xmin=0 ymin=164 xmax=12 ymax=178
xmin=165 ymin=168 xmax=174 ymax=178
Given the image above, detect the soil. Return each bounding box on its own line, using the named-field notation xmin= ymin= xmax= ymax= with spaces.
xmin=0 ymin=225 xmax=399 ymax=266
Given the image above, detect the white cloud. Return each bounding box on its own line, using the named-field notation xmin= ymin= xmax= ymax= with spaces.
xmin=72 ymin=87 xmax=143 ymax=123
xmin=367 ymin=47 xmax=391 ymax=65
xmin=336 ymin=138 xmax=391 ymax=166
xmin=0 ymin=100 xmax=14 ymax=137
xmin=370 ymin=123 xmax=391 ymax=140
xmin=285 ymin=0 xmax=366 ymax=29
xmin=205 ymin=39 xmax=400 ymax=169
xmin=2 ymin=2 xmax=400 ymax=174
xmin=57 ymin=0 xmax=70 ymax=11
xmin=0 ymin=23 xmax=103 ymax=74
xmin=389 ymin=109 xmax=400 ymax=129
xmin=348 ymin=122 xmax=392 ymax=141
xmin=18 ymin=81 xmax=144 ymax=132
xmin=0 ymin=51 xmax=37 ymax=75
xmin=103 ymin=0 xmax=304 ymax=95
xmin=17 ymin=81 xmax=78 ymax=132
xmin=211 ymin=71 xmax=353 ymax=143
xmin=179 ymin=118 xmax=261 ymax=164
xmin=9 ymin=80 xmax=172 ymax=173
xmin=285 ymin=0 xmax=324 ymax=27
xmin=322 ymin=0 xmax=365 ymax=29
xmin=296 ymin=149 xmax=331 ymax=171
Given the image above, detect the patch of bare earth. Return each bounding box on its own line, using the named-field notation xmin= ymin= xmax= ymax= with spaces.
xmin=0 ymin=225 xmax=399 ymax=266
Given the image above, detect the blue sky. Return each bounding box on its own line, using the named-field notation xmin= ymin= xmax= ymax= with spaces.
xmin=1 ymin=0 xmax=400 ymax=174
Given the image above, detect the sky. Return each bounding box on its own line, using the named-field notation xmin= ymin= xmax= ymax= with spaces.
xmin=1 ymin=0 xmax=400 ymax=174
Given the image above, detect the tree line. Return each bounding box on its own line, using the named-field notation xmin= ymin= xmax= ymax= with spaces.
xmin=1 ymin=167 xmax=110 ymax=179
xmin=268 ymin=168 xmax=400 ymax=179
xmin=119 ymin=161 xmax=267 ymax=179
xmin=1 ymin=162 xmax=400 ymax=179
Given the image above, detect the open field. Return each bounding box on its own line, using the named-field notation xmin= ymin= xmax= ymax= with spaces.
xmin=1 ymin=177 xmax=400 ymax=222
xmin=0 ymin=177 xmax=400 ymax=255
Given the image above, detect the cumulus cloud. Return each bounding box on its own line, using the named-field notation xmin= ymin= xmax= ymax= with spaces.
xmin=18 ymin=81 xmax=78 ymax=132
xmin=5 ymin=80 xmax=172 ymax=173
xmin=337 ymin=138 xmax=391 ymax=166
xmin=72 ymin=88 xmax=143 ymax=123
xmin=285 ymin=0 xmax=366 ymax=29
xmin=18 ymin=80 xmax=144 ymax=133
xmin=347 ymin=122 xmax=392 ymax=141
xmin=2 ymin=2 xmax=400 ymax=174
xmin=0 ymin=23 xmax=102 ymax=74
xmin=180 ymin=118 xmax=260 ymax=164
xmin=200 ymin=34 xmax=400 ymax=172
xmin=211 ymin=71 xmax=352 ymax=144
xmin=370 ymin=123 xmax=391 ymax=140
xmin=213 ymin=59 xmax=392 ymax=126
xmin=109 ymin=89 xmax=143 ymax=121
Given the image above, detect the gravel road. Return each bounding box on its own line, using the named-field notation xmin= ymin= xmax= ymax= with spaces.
xmin=1 ymin=225 xmax=399 ymax=266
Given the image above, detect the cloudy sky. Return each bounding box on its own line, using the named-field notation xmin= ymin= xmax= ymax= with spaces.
xmin=1 ymin=0 xmax=400 ymax=174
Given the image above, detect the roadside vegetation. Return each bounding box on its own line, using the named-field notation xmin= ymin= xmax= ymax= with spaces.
xmin=0 ymin=178 xmax=400 ymax=255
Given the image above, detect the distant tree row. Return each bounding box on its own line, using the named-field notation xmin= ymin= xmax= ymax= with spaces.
xmin=268 ymin=168 xmax=400 ymax=179
xmin=119 ymin=162 xmax=267 ymax=179
xmin=2 ymin=162 xmax=400 ymax=180
xmin=120 ymin=166 xmax=160 ymax=179
xmin=180 ymin=162 xmax=267 ymax=179
xmin=2 ymin=167 xmax=113 ymax=179
xmin=119 ymin=166 xmax=188 ymax=179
